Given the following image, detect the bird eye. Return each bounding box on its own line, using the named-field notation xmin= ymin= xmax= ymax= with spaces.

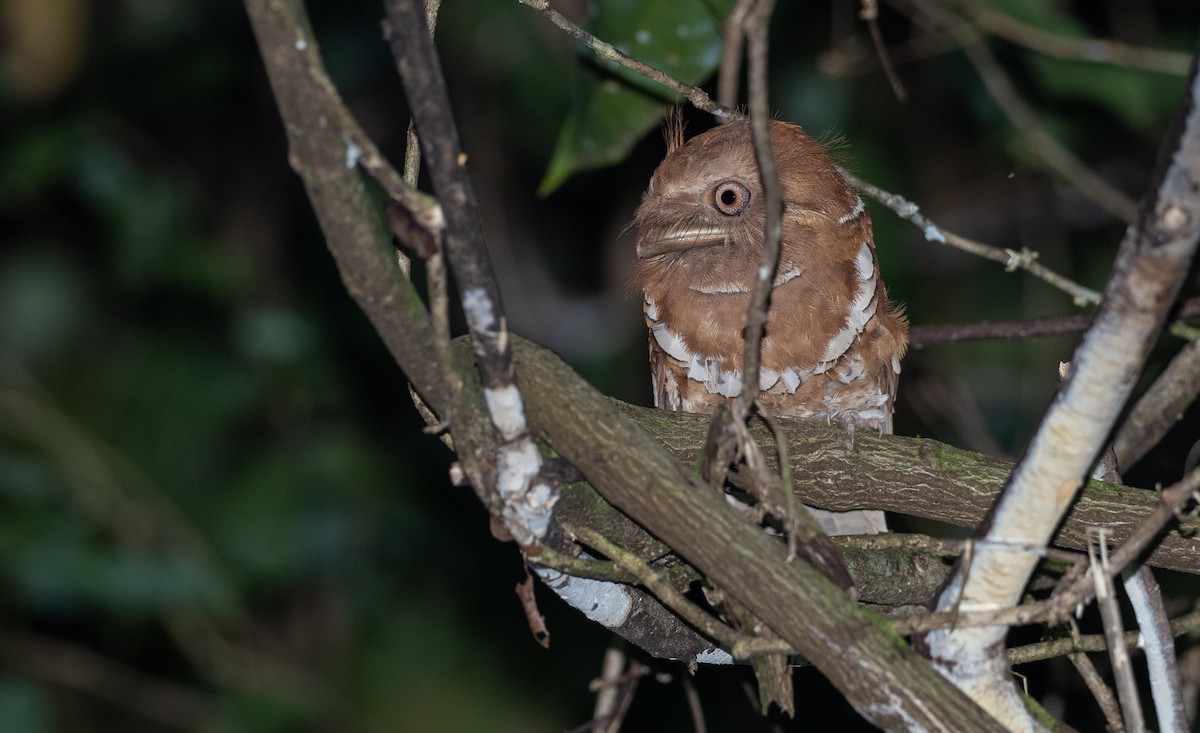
xmin=711 ymin=180 xmax=750 ymax=216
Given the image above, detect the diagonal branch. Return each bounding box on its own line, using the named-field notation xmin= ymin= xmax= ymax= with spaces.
xmin=926 ymin=36 xmax=1200 ymax=728
xmin=840 ymin=166 xmax=1102 ymax=306
xmin=386 ymin=0 xmax=553 ymax=544
xmin=245 ymin=0 xmax=445 ymax=411
xmin=958 ymin=0 xmax=1192 ymax=77
xmin=1113 ymin=332 xmax=1200 ymax=470
xmin=517 ymin=0 xmax=737 ymax=120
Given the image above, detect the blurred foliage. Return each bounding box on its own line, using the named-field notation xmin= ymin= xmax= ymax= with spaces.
xmin=0 ymin=0 xmax=1198 ymax=731
xmin=539 ymin=0 xmax=731 ymax=194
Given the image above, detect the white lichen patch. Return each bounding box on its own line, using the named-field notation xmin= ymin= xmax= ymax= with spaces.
xmin=344 ymin=141 xmax=361 ymax=169
xmin=819 ymin=242 xmax=878 ymax=364
xmin=496 ymin=440 xmax=554 ymax=542
xmin=695 ymin=648 xmax=734 ymax=665
xmin=534 ymin=566 xmax=633 ymax=628
xmin=497 ymin=440 xmax=538 ymax=496
xmin=484 ymin=384 xmax=528 ymax=441
xmin=461 ymin=287 xmax=501 ymax=356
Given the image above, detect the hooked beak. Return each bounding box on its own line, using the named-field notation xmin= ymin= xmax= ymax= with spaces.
xmin=635 ymin=225 xmax=729 ymax=259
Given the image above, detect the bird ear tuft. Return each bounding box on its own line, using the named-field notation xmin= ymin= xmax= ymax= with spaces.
xmin=663 ymin=105 xmax=687 ymax=155
xmin=815 ymin=127 xmax=854 ymax=168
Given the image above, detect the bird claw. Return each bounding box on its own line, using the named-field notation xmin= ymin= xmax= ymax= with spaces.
xmin=827 ymin=414 xmax=856 ymax=450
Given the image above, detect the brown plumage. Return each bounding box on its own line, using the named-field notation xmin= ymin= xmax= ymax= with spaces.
xmin=633 ymin=120 xmax=908 ymax=534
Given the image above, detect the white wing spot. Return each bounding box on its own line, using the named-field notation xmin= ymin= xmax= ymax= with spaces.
xmin=692 ymin=281 xmax=750 ymax=294
xmin=818 ymin=243 xmax=878 ymax=364
xmin=644 ymin=296 xmax=659 ymax=321
xmin=836 ymin=196 xmax=866 ymax=226
xmin=773 ymin=267 xmax=801 ymax=286
xmin=651 ymin=322 xmax=693 ymax=363
xmin=651 ymin=322 xmax=744 ymax=398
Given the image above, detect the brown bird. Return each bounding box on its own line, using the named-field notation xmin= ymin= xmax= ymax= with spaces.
xmin=633 ymin=120 xmax=908 ymax=535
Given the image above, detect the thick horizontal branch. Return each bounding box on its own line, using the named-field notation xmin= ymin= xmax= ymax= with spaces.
xmin=613 ymin=401 xmax=1199 ymax=576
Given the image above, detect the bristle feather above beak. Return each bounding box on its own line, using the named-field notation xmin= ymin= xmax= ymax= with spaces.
xmin=635 ymin=225 xmax=729 ymax=258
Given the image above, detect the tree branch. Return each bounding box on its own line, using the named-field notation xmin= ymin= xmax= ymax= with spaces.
xmin=612 ymin=398 xmax=1200 ymax=575
xmin=958 ymin=0 xmax=1192 ymax=77
xmin=246 ymin=0 xmax=445 ymax=411
xmin=517 ymin=0 xmax=737 ymax=120
xmin=839 ymin=166 xmax=1102 ymax=307
xmin=1123 ymin=566 xmax=1188 ymax=732
xmin=907 ymin=295 xmax=1200 ymax=348
xmin=1113 ymin=332 xmax=1200 ymax=471
xmin=926 ymin=34 xmax=1200 ymax=728
xmin=387 ymin=0 xmax=553 ymax=544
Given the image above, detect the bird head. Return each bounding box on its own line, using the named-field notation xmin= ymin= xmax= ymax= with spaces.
xmin=634 ymin=120 xmax=863 ymax=297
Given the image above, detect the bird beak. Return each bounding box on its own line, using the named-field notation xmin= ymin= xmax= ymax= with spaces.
xmin=635 ymin=225 xmax=729 ymax=259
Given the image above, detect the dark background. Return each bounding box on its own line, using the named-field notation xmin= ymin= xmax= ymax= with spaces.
xmin=1 ymin=0 xmax=1198 ymax=730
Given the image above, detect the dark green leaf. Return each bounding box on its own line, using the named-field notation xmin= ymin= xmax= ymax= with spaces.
xmin=540 ymin=0 xmax=725 ymax=194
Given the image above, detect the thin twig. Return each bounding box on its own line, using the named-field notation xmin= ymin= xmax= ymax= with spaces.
xmin=400 ymin=0 xmax=444 ymax=188
xmin=819 ymin=31 xmax=958 ymax=78
xmin=425 ymin=250 xmax=460 ymax=400
xmin=1069 ymin=652 xmax=1126 ymax=733
xmin=735 ymin=0 xmax=782 ymax=424
xmin=517 ymin=0 xmax=737 ymax=120
xmin=398 ymin=0 xmax=444 ymax=280
xmin=1088 ymin=531 xmax=1146 ymax=733
xmin=717 ymin=0 xmax=754 ymax=109
xmin=1007 ymin=609 xmax=1200 ymax=665
xmin=592 ymin=644 xmax=625 ymax=730
xmin=838 ymin=166 xmax=1102 ymax=306
xmin=908 ymin=295 xmax=1200 ymax=348
xmin=530 ymin=543 xmax=638 ymax=584
xmin=959 ymin=0 xmax=1191 ymax=77
xmin=859 ymin=0 xmax=908 ymax=100
xmin=760 ymin=412 xmax=798 ymax=562
xmin=600 ymin=659 xmax=644 ymax=733
xmin=732 ymin=0 xmax=852 ymax=587
xmin=681 ymin=674 xmax=709 ymax=733
xmin=909 ymin=313 xmax=1093 ymax=348
xmin=573 ymin=526 xmax=787 ymax=655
